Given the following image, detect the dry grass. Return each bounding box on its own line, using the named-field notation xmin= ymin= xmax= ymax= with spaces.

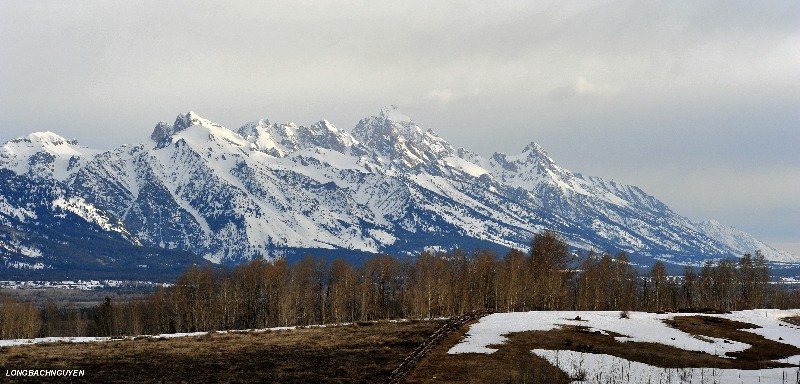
xmin=782 ymin=316 xmax=800 ymax=326
xmin=405 ymin=314 xmax=800 ymax=384
xmin=0 ymin=320 xmax=443 ymax=383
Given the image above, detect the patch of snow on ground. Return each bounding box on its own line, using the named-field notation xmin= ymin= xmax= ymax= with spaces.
xmin=777 ymin=355 xmax=800 ymax=365
xmin=0 ymin=280 xmax=170 ymax=290
xmin=0 ymin=321 xmax=397 ymax=347
xmin=721 ymin=309 xmax=800 ymax=349
xmin=534 ymin=349 xmax=800 ymax=384
xmin=0 ymin=336 xmax=112 ymax=347
xmin=448 ymin=311 xmax=753 ymax=357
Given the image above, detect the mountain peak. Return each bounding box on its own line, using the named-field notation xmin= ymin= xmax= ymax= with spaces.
xmin=2 ymin=131 xmax=85 ymax=154
xmin=236 ymin=118 xmax=271 ymax=138
xmin=513 ymin=141 xmax=557 ymax=166
xmin=522 ymin=142 xmax=545 ymax=155
xmin=379 ymin=105 xmax=412 ymax=123
xmin=0 ymin=132 xmax=96 ymax=181
xmin=351 ymin=107 xmax=454 ymax=171
xmin=491 ymin=142 xmax=555 ymax=169
xmin=312 ymin=119 xmax=339 ymax=132
xmin=26 ymin=131 xmax=76 ymax=146
xmin=235 ymin=117 xmax=361 ymax=157
xmin=151 ymin=111 xmax=229 ymax=148
xmin=174 ymin=111 xmax=215 ymax=131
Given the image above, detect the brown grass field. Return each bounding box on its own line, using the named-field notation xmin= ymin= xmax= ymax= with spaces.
xmin=2 ymin=314 xmax=799 ymax=383
xmin=0 ymin=320 xmax=443 ymax=383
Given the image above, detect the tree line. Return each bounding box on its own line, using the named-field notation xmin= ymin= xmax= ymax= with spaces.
xmin=1 ymin=231 xmax=798 ymax=339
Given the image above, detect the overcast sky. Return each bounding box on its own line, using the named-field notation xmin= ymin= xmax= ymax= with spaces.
xmin=1 ymin=1 xmax=798 ymax=255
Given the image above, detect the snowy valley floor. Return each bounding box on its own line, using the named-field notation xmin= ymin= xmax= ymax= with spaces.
xmin=409 ymin=309 xmax=800 ymax=383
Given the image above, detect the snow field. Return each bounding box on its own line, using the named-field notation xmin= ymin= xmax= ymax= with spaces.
xmin=450 ymin=310 xmax=800 ymax=383
xmin=448 ymin=311 xmax=769 ymax=356
xmin=534 ymin=349 xmax=800 ymax=384
xmin=0 ymin=327 xmax=303 ymax=348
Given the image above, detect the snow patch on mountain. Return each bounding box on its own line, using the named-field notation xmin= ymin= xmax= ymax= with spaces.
xmin=51 ymin=197 xmax=137 ymax=243
xmin=695 ymin=220 xmax=795 ymax=263
xmin=4 ymin=261 xmax=46 ymax=270
xmin=0 ymin=239 xmax=43 ymax=259
xmin=443 ymin=156 xmax=489 ymax=177
xmin=0 ymin=195 xmax=37 ymax=225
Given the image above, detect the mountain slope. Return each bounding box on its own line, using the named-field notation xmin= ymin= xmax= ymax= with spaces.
xmin=1 ymin=108 xmax=795 ymax=272
xmin=0 ymin=169 xmax=206 ymax=280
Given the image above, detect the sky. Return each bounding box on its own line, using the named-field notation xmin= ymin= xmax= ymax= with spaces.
xmin=1 ymin=1 xmax=798 ymax=255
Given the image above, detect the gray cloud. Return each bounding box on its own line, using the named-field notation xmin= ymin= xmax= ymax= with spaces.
xmin=1 ymin=0 xmax=798 ymax=251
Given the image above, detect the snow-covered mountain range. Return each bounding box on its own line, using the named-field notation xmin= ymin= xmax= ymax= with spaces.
xmin=1 ymin=106 xmax=795 ymax=276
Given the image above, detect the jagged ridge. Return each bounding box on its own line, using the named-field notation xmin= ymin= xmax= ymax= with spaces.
xmin=1 ymin=108 xmax=795 ymax=270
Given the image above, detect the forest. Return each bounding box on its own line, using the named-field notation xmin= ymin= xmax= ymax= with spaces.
xmin=1 ymin=231 xmax=798 ymax=340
